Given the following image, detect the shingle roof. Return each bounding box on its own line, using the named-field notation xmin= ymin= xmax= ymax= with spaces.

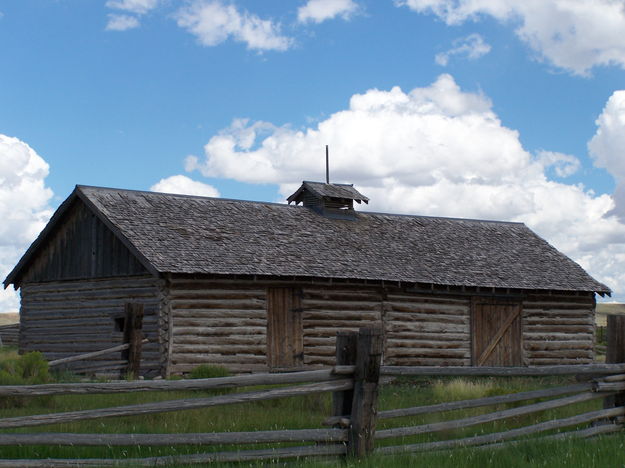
xmin=4 ymin=185 xmax=610 ymax=293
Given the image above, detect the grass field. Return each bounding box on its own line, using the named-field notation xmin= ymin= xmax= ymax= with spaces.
xmin=0 ymin=347 xmax=623 ymax=468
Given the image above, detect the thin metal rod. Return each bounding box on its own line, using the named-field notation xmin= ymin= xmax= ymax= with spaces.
xmin=325 ymin=145 xmax=329 ymax=184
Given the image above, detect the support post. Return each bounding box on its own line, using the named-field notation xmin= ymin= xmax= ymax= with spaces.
xmin=123 ymin=303 xmax=144 ymax=379
xmin=605 ymin=315 xmax=625 ymax=409
xmin=347 ymin=327 xmax=383 ymax=458
xmin=332 ymin=331 xmax=358 ymax=422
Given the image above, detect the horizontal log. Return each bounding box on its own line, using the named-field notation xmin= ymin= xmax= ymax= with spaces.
xmin=302 ymin=310 xmax=380 ymax=320
xmin=384 ymin=332 xmax=469 ymax=341
xmin=0 ymin=444 xmax=346 ymax=467
xmin=171 ymin=353 xmax=267 ymax=364
xmin=21 ymin=298 xmax=159 ymax=311
xmin=169 ymin=289 xmax=264 ymax=300
xmin=384 ymin=348 xmax=470 ymax=358
xmin=376 ymin=406 xmax=625 ymax=454
xmin=385 ymin=312 xmax=469 ymax=324
xmin=173 ymin=318 xmax=266 ymax=328
xmin=170 ymin=363 xmax=270 ymax=374
xmin=301 ymin=300 xmax=381 ymax=311
xmin=173 ymin=326 xmax=265 ymax=336
xmin=523 ymin=325 xmax=594 ymax=334
xmin=523 ymin=308 xmax=594 ymax=317
xmin=381 ymin=363 xmax=625 ymax=377
xmin=0 ymin=428 xmax=347 ymax=446
xmin=173 ymin=309 xmax=266 ymax=319
xmin=527 ymin=351 xmax=593 ymax=359
xmin=375 ymin=390 xmax=612 ymax=440
xmin=173 ymin=344 xmax=266 ymax=355
xmin=174 ymin=335 xmax=266 ymax=346
xmin=524 ymin=332 xmax=593 ymax=341
xmin=0 ymin=379 xmax=354 ymax=429
xmin=385 ymin=294 xmax=469 ymax=305
xmin=171 ymin=299 xmax=265 ymax=309
xmin=304 ymin=327 xmax=362 ymax=337
xmin=527 ymin=358 xmax=594 ymax=366
xmin=385 ymin=323 xmax=468 ymax=333
xmin=385 ymin=339 xmax=468 ymax=349
xmin=592 ymin=381 xmax=625 ymax=392
xmin=384 ymin=358 xmax=470 ymax=367
xmin=525 ymin=341 xmax=593 ymax=351
xmin=524 ymin=317 xmax=593 ymax=326
xmin=378 ymin=382 xmax=590 ymax=420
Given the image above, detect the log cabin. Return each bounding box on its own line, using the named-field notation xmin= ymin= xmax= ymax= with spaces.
xmin=3 ymin=182 xmax=610 ymax=377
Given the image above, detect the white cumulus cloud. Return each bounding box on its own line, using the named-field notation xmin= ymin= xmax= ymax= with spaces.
xmin=186 ymin=74 xmax=625 ymax=298
xmin=0 ymin=135 xmax=53 ymax=313
xmin=105 ymin=0 xmax=159 ymax=15
xmin=297 ymin=0 xmax=359 ymax=23
xmin=588 ymin=90 xmax=625 ymax=220
xmin=105 ymin=14 xmax=140 ymax=31
xmin=398 ymin=0 xmax=625 ymax=75
xmin=150 ymin=175 xmax=220 ymax=197
xmin=435 ymin=33 xmax=491 ymax=66
xmin=175 ymin=1 xmax=292 ymax=51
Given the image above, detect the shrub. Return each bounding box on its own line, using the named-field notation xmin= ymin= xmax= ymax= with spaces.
xmin=187 ymin=364 xmax=232 ymax=395
xmin=0 ymin=351 xmax=51 ymax=408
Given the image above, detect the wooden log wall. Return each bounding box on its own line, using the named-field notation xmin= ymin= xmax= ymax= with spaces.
xmin=167 ymin=278 xmax=268 ymax=375
xmin=166 ymin=277 xmax=596 ymax=373
xmin=522 ymin=293 xmax=595 ymax=365
xmin=19 ymin=276 xmax=162 ymax=377
xmin=383 ymin=292 xmax=471 ymax=366
xmin=0 ymin=323 xmax=19 ymax=347
xmin=301 ymin=287 xmax=383 ymax=367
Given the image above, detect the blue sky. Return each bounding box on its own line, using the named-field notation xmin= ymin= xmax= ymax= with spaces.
xmin=1 ymin=0 xmax=625 ymax=311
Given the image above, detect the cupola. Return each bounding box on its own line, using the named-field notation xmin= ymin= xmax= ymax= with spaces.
xmin=287 ymin=181 xmax=369 ymax=220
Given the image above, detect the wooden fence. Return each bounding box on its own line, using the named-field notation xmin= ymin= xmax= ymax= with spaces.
xmin=1 ymin=319 xmax=625 ymax=465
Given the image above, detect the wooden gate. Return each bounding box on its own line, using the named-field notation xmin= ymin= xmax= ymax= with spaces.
xmin=267 ymin=288 xmax=303 ymax=370
xmin=471 ymin=297 xmax=522 ymax=366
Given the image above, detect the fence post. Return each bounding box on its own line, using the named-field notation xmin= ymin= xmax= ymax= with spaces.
xmin=333 ymin=331 xmax=358 ymax=422
xmin=605 ymin=315 xmax=625 ymax=409
xmin=123 ymin=303 xmax=144 ymax=379
xmin=347 ymin=327 xmax=383 ymax=458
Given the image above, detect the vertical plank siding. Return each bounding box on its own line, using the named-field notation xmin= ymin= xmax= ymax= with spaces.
xmin=18 ymin=200 xmax=147 ymax=285
xmin=168 ymin=278 xmax=268 ymax=374
xmin=522 ymin=293 xmax=595 ymax=365
xmin=19 ymin=276 xmax=162 ymax=377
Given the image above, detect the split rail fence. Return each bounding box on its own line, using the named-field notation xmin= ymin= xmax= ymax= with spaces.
xmin=0 ymin=317 xmax=625 ymax=466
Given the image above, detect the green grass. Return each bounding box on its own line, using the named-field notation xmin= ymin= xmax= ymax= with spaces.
xmin=0 ymin=347 xmax=623 ymax=467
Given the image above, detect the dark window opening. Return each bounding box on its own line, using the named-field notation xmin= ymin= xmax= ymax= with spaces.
xmin=114 ymin=317 xmax=126 ymax=332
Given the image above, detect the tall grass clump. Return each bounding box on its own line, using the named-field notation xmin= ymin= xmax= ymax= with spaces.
xmin=0 ymin=351 xmax=50 ymax=408
xmin=432 ymin=378 xmax=496 ymax=402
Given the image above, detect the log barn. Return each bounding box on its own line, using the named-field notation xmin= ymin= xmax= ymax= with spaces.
xmin=3 ymin=182 xmax=610 ymax=377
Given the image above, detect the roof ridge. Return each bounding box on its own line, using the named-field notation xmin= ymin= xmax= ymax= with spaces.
xmin=77 ymin=184 xmax=519 ymax=225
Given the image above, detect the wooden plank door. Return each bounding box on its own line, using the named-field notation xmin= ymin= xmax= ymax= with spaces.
xmin=471 ymin=298 xmax=522 ymax=366
xmin=266 ymin=288 xmax=303 ymax=370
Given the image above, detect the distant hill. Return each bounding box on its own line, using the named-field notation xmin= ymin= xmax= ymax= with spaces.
xmin=0 ymin=313 xmax=18 ymax=326
xmin=596 ymin=303 xmax=625 ymax=327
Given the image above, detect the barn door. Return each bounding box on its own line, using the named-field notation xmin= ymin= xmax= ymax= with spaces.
xmin=266 ymin=288 xmax=303 ymax=370
xmin=471 ymin=298 xmax=522 ymax=366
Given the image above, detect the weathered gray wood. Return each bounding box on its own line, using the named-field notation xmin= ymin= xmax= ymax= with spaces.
xmin=0 ymin=379 xmax=353 ymax=428
xmin=381 ymin=364 xmax=625 ymax=377
xmin=47 ymin=341 xmax=145 ymax=367
xmin=0 ymin=368 xmax=347 ymax=397
xmin=0 ymin=443 xmax=347 ymax=467
xmin=0 ymin=428 xmax=347 ymax=446
xmin=348 ymin=327 xmax=383 ymax=458
xmin=375 ymin=406 xmax=625 ymax=454
xmin=124 ymin=302 xmax=144 ymax=378
xmin=375 ymin=390 xmax=613 ymax=440
xmin=332 ymin=331 xmax=357 ymax=420
xmin=378 ymin=382 xmax=591 ymax=420
xmin=605 ymin=315 xmax=625 ymax=409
